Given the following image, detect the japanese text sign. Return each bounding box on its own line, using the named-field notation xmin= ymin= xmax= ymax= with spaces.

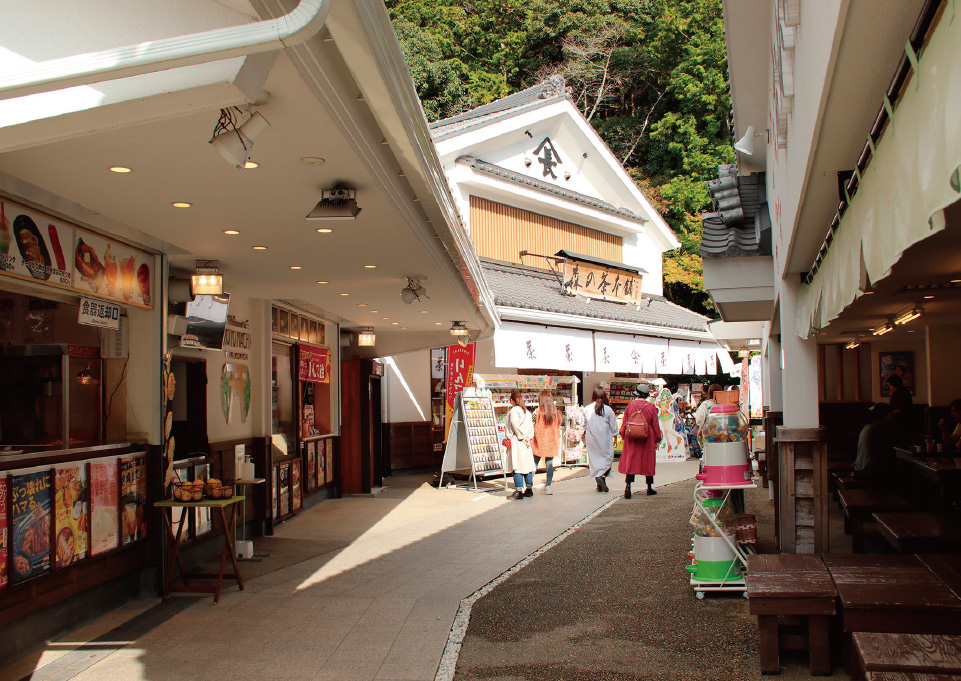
xmin=562 ymin=258 xmax=642 ymax=304
xmin=298 ymin=344 xmax=330 ymax=384
xmin=78 ymin=296 xmax=121 ymax=330
xmin=444 ymin=342 xmax=476 ymax=440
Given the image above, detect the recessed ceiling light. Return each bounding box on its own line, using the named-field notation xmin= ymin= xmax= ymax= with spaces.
xmin=370 ymin=310 xmax=378 ymax=313
xmin=172 ymin=202 xmax=192 ymax=208
xmin=420 ymin=310 xmax=429 ymax=314
xmin=109 ymin=166 xmax=132 ymax=173
xmin=316 ymin=280 xmax=328 ymax=284
xmin=364 ymin=265 xmax=376 ymax=269
xmin=924 ymin=295 xmax=935 ymax=299
xmin=300 ymin=157 xmax=326 ymax=166
xmin=253 ymin=246 xmax=267 ymax=250
xmin=316 ymin=228 xmax=334 ymax=234
xmin=952 ymin=279 xmax=961 ymax=284
xmin=243 ymin=161 xmax=259 ymax=169
xmin=434 ymin=322 xmax=442 ymax=325
xmin=340 ymin=293 xmax=350 ymax=296
xmin=290 ymin=266 xmax=302 ymax=270
xmin=223 ymin=230 xmax=240 ymax=235
xmin=391 ymin=322 xmax=399 ymax=325
xmin=357 ymin=303 xmax=367 ymax=307
xmin=382 ymin=316 xmax=389 ymax=320
xmin=401 ymin=327 xmax=407 ymax=330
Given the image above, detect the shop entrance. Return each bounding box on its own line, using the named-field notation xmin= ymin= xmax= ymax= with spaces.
xmin=169 ymin=357 xmax=208 ymax=458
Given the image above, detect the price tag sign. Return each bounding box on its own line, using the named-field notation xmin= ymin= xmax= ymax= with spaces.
xmin=78 ymin=296 xmax=121 ymax=330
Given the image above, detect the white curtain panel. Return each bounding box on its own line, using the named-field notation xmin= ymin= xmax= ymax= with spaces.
xmin=705 ymin=348 xmax=718 ymax=375
xmin=717 ymin=348 xmax=736 ymax=374
xmin=796 ymin=12 xmax=961 ymax=338
xmin=494 ymin=322 xmax=595 ymax=371
xmin=593 ymin=332 xmax=664 ymax=374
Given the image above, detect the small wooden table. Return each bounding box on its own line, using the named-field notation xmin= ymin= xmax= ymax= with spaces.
xmin=852 ymin=632 xmax=961 ymax=681
xmin=156 ymin=496 xmax=245 ymax=604
xmin=874 ymin=513 xmax=961 ymax=554
xmin=895 ymin=453 xmax=961 ymax=510
xmin=837 ymin=489 xmax=912 ymax=552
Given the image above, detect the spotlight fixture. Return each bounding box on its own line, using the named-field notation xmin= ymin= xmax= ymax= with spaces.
xmin=733 ymin=125 xmax=765 ymax=156
xmin=450 ymin=321 xmax=469 ymax=338
xmin=191 ymin=260 xmax=223 ymax=296
xmin=208 ymin=108 xmax=271 ymax=169
xmin=306 ymin=185 xmax=361 ymax=221
xmin=894 ymin=305 xmax=923 ymax=325
xmin=358 ymin=327 xmax=376 ymax=347
xmin=871 ymin=321 xmax=894 ymax=336
xmin=76 ymin=361 xmax=100 ymax=385
xmin=845 ymin=339 xmax=861 ymax=350
xmin=401 ymin=277 xmax=428 ymax=305
xmin=524 ymin=157 xmax=532 ymax=167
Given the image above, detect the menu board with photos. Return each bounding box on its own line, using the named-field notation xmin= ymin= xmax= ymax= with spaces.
xmin=271 ymin=467 xmax=278 ymax=520
xmin=278 ymin=463 xmax=290 ymax=517
xmin=119 ymin=456 xmax=147 ymax=545
xmin=0 ymin=477 xmax=7 ymax=590
xmin=11 ymin=471 xmax=53 ymax=583
xmin=89 ymin=461 xmax=119 ymax=556
xmin=54 ymin=464 xmax=89 ymax=567
xmin=306 ymin=442 xmax=317 ymax=491
xmin=0 ymin=197 xmax=155 ymax=308
xmin=462 ymin=394 xmax=504 ymax=475
xmin=292 ymin=460 xmax=302 ymax=512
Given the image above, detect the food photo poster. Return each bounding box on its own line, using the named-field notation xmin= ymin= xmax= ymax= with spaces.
xmin=55 ymin=465 xmax=89 ymax=568
xmin=119 ymin=456 xmax=147 ymax=545
xmin=0 ymin=477 xmax=7 ymax=590
xmin=89 ymin=461 xmax=119 ymax=556
xmin=11 ymin=471 xmax=52 ymax=584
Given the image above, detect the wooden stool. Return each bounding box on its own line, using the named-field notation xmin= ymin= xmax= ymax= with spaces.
xmin=852 ymin=632 xmax=961 ymax=681
xmin=838 ymin=489 xmax=911 ymax=552
xmin=745 ymin=554 xmax=838 ymax=675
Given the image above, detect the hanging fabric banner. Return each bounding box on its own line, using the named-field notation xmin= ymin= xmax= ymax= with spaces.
xmin=444 ymin=342 xmax=476 ymax=440
xmin=717 ymin=348 xmax=736 ymax=374
xmin=593 ymin=333 xmax=665 ymax=374
xmin=494 ymin=323 xmax=594 ymax=371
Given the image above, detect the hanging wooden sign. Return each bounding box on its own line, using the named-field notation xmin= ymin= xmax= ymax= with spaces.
xmin=561 ymin=257 xmax=643 ymax=304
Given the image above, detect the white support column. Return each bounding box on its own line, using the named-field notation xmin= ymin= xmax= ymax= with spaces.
xmin=764 ymin=332 xmax=783 ymax=412
xmin=778 ymin=278 xmax=819 ymax=427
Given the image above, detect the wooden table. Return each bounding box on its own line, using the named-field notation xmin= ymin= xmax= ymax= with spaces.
xmin=822 ymin=554 xmax=961 ymax=637
xmin=156 ymin=496 xmax=245 ymax=604
xmin=873 ymin=513 xmax=961 ymax=554
xmin=852 ymin=632 xmax=961 ymax=681
xmin=895 ymin=453 xmax=961 ymax=510
xmin=838 ymin=489 xmax=912 ymax=552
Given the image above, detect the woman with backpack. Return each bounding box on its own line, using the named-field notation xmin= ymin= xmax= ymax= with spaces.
xmin=618 ymin=383 xmax=662 ymax=497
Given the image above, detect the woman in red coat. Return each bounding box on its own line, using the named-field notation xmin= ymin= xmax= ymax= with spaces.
xmin=618 ymin=383 xmax=662 ymax=498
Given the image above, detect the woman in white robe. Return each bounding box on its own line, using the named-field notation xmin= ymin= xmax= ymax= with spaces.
xmin=584 ymin=387 xmax=618 ymax=492
xmin=505 ymin=390 xmax=536 ymax=500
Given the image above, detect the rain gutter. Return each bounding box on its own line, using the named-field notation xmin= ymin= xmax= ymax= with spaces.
xmin=0 ymin=0 xmax=330 ymax=100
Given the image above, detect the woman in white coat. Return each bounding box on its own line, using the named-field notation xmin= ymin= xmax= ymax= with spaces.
xmin=584 ymin=387 xmax=618 ymax=492
xmin=505 ymin=389 xmax=536 ymax=500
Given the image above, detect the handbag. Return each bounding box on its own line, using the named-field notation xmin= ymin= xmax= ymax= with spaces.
xmin=502 ymin=438 xmax=511 ymax=449
xmin=624 ymin=404 xmax=650 ymax=439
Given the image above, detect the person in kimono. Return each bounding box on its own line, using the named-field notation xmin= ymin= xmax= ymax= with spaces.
xmin=618 ymin=383 xmax=662 ymax=497
xmin=505 ymin=390 xmax=536 ymax=500
xmin=584 ymin=387 xmax=618 ymax=492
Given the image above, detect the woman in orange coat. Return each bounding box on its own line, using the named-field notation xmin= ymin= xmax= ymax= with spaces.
xmin=618 ymin=383 xmax=662 ymax=498
xmin=532 ymin=391 xmax=562 ymax=495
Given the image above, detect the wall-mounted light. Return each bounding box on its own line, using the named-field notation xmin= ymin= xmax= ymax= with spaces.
xmin=76 ymin=361 xmax=100 ymax=385
xmin=845 ymin=339 xmax=861 ymax=350
xmin=358 ymin=327 xmax=376 ymax=347
xmin=524 ymin=157 xmax=532 ymax=167
xmin=871 ymin=321 xmax=894 ymax=336
xmin=450 ymin=321 xmax=469 ymax=346
xmin=401 ymin=277 xmax=428 ymax=304
xmin=733 ymin=125 xmax=767 ymax=156
xmin=191 ymin=261 xmax=223 ymax=296
xmin=894 ymin=305 xmax=923 ymax=325
xmin=209 ymin=108 xmax=270 ymax=169
xmin=306 ymin=185 xmax=361 ymax=221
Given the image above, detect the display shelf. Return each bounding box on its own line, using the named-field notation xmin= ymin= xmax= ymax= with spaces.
xmin=439 ymin=389 xmax=510 ymax=492
xmin=688 ymin=480 xmax=755 ymax=598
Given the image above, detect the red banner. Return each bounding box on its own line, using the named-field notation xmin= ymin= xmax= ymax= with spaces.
xmin=298 ymin=344 xmax=330 ymax=384
xmin=444 ymin=342 xmax=476 ymax=440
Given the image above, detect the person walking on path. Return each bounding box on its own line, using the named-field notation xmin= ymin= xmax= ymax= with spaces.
xmin=585 ymin=387 xmax=618 ymax=493
xmin=618 ymin=383 xmax=662 ymax=497
xmin=532 ymin=390 xmax=561 ymax=495
xmin=505 ymin=389 xmax=536 ymax=500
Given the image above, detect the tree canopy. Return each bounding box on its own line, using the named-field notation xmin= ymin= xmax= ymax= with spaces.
xmin=385 ymin=0 xmax=732 ymax=316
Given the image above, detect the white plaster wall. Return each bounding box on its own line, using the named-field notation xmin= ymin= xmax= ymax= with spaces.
xmin=622 ymin=232 xmax=664 ymax=296
xmin=925 ymin=324 xmax=961 ymax=407
xmin=383 ymin=349 xmax=432 ymax=423
xmin=125 ymin=303 xmax=162 ymax=444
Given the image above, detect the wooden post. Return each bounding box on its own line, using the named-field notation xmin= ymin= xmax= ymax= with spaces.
xmin=817 ymin=345 xmax=826 ymax=402
xmin=776 ymin=426 xmax=828 ymax=553
xmin=836 ymin=344 xmax=845 ymax=402
xmin=764 ymin=410 xmax=784 ymax=549
xmin=854 ymin=345 xmax=862 ymax=402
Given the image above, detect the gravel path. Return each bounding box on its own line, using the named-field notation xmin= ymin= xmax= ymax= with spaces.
xmin=453 ymin=479 xmax=778 ymax=681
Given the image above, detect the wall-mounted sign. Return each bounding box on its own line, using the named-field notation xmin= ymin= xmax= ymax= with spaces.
xmin=298 ymin=344 xmax=330 ymax=384
xmin=562 ymin=257 xmax=643 ymax=304
xmin=78 ymin=296 xmax=121 ymax=330
xmin=0 ymin=197 xmax=155 ymax=308
xmin=221 ymin=363 xmax=252 ymax=424
xmin=223 ymin=315 xmax=251 ymax=361
xmin=272 ymin=305 xmax=325 ymax=345
xmin=534 ymin=137 xmax=563 ymax=179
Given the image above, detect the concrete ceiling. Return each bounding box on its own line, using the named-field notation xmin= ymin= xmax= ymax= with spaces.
xmin=0 ymin=1 xmax=493 ymax=353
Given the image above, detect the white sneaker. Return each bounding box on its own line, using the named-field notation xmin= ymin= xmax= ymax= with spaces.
xmin=544 ymin=485 xmax=553 ymax=495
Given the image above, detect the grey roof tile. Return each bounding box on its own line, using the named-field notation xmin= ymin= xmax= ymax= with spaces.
xmin=699 ymin=170 xmax=766 ymax=259
xmin=456 ymin=156 xmax=644 ymax=223
xmin=483 ymin=260 xmax=710 ymax=334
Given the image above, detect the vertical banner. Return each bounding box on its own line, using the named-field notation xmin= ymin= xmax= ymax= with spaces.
xmin=444 ymin=342 xmax=476 ymax=441
xmin=11 ymin=471 xmax=52 ymax=583
xmin=55 ymin=465 xmax=89 ymax=567
xmin=739 ymin=358 xmax=750 ymax=415
xmin=89 ymin=461 xmax=118 ymax=556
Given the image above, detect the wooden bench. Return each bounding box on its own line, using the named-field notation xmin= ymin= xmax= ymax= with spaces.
xmin=838 ymin=489 xmax=912 ymax=552
xmin=832 ymin=471 xmax=882 ymax=503
xmin=866 ymin=673 xmax=961 ymax=680
xmin=745 ymin=554 xmax=838 ymax=675
xmin=874 ymin=512 xmax=961 ymax=554
xmin=852 ymin=632 xmax=961 ymax=681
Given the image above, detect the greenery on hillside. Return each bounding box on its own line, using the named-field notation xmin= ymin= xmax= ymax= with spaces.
xmin=385 ymin=0 xmax=733 ymax=316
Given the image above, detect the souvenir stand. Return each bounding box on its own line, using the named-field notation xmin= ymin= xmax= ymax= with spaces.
xmin=471 ymin=374 xmax=585 ymax=466
xmin=438 ymin=387 xmax=509 ymax=491
xmin=686 ymin=404 xmax=755 ymax=598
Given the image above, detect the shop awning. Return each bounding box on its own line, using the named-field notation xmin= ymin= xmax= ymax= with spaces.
xmin=593 ymin=332 xmax=722 ymax=375
xmin=795 ymin=11 xmax=961 ymax=338
xmin=494 ymin=322 xmax=595 ymax=371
